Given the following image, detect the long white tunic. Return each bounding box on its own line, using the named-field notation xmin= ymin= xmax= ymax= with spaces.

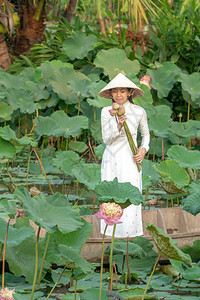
xmin=101 ymin=101 xmax=150 ymax=237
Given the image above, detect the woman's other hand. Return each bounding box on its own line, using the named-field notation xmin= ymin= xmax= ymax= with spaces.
xmin=133 ymin=147 xmax=146 ymax=163
xmin=117 ymin=115 xmax=126 ymax=131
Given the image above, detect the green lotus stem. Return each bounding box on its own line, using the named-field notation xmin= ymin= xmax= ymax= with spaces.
xmin=37 ymin=232 xmax=51 ymax=289
xmin=123 ymin=121 xmax=141 ymax=172
xmin=187 ymin=97 xmax=191 ymax=121
xmin=18 ymin=109 xmax=20 ymax=138
xmin=7 ymin=162 xmax=16 ymax=189
xmin=125 ymin=272 xmax=127 ymax=289
xmin=74 ymin=187 xmax=85 ymax=206
xmin=45 ymin=265 xmax=67 ymax=300
xmin=75 ymin=280 xmax=78 ymax=300
xmin=30 ymin=226 xmax=41 ymax=300
xmin=33 ymin=148 xmax=54 ymax=195
xmin=170 ymin=194 xmax=173 ymax=207
xmin=99 ymin=224 xmax=108 ymax=300
xmin=142 ymin=254 xmax=161 ymax=300
xmin=2 ymin=219 xmax=10 ymax=289
xmin=109 ymin=224 xmax=116 ymax=290
xmin=153 ymin=137 xmax=157 ymax=162
xmin=126 ymin=236 xmax=131 ymax=284
xmin=26 ymin=148 xmax=33 ymax=188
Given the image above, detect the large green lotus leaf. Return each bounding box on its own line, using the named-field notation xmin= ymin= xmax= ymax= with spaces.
xmin=67 ymin=78 xmax=91 ymax=97
xmin=6 ymin=88 xmax=38 ymax=114
xmin=40 ymin=60 xmax=73 ymax=84
xmin=90 ymin=119 xmax=103 ymax=143
xmin=94 ymin=143 xmax=106 ymax=159
xmin=167 ymin=145 xmax=200 ymax=170
xmin=169 ymin=121 xmax=199 ymax=138
xmin=29 ymin=156 xmax=61 ymax=175
xmin=38 ymin=92 xmax=60 ymax=110
xmin=146 ymin=223 xmax=192 ymax=264
xmin=147 ymin=62 xmax=181 ymax=98
xmin=0 ymin=199 xmax=16 ymax=218
xmin=88 ymin=80 xmax=107 ymax=99
xmin=52 ymin=219 xmax=93 ymax=252
xmin=34 ymin=110 xmax=88 ymax=138
xmin=181 ymin=240 xmax=200 ymax=263
xmin=142 ymin=159 xmax=160 ymax=184
xmin=0 ymin=72 xmax=24 ymax=89
xmin=0 ymin=218 xmax=34 ymax=247
xmin=170 ymin=259 xmax=200 ymax=281
xmin=111 ymin=237 xmax=157 ymax=276
xmin=87 ymin=97 xmax=112 ymax=108
xmin=0 ymin=126 xmax=37 ymax=147
xmin=0 ymin=137 xmax=16 ymax=159
xmin=68 ymin=140 xmax=88 ymax=153
xmin=148 ymin=105 xmax=172 ymax=137
xmin=0 ymin=102 xmax=14 ymax=120
xmin=52 ymin=150 xmax=80 ymax=176
xmin=94 ymin=48 xmax=140 ymax=78
xmin=49 ymin=67 xmax=88 ymax=103
xmin=188 ymin=181 xmax=200 ymax=194
xmin=13 ymin=187 xmax=83 ymax=234
xmin=153 ymin=160 xmax=190 ymax=188
xmin=71 ymin=163 xmax=101 ymax=190
xmin=179 ymin=72 xmax=200 ymax=103
xmin=63 ymin=31 xmax=97 ymax=60
xmin=182 ymin=191 xmax=200 ymax=216
xmin=81 ymin=288 xmax=107 ymax=300
xmin=80 ymin=102 xmax=101 ymax=123
xmin=58 ymin=244 xmax=95 ymax=274
xmin=6 ymin=236 xmax=50 ymax=283
xmin=22 ymin=80 xmax=50 ymax=102
xmin=95 ymin=177 xmax=144 ymax=208
xmin=134 ymin=84 xmax=153 ymax=106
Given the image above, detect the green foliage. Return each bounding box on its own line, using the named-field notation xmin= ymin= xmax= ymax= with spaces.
xmin=182 ymin=191 xmax=200 ymax=216
xmin=167 ymin=145 xmax=200 ymax=169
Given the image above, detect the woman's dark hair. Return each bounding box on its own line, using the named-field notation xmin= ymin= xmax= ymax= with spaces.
xmin=127 ymin=88 xmax=134 ymax=103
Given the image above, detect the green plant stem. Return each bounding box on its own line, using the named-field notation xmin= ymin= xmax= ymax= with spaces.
xmin=37 ymin=232 xmax=51 ymax=289
xmin=126 ymin=237 xmax=131 ymax=284
xmin=26 ymin=148 xmax=33 ymax=188
xmin=18 ymin=109 xmax=20 ymax=138
xmin=142 ymin=254 xmax=161 ymax=300
xmin=123 ymin=121 xmax=141 ymax=172
xmin=109 ymin=224 xmax=116 ymax=291
xmin=99 ymin=224 xmax=108 ymax=300
xmin=33 ymin=147 xmax=54 ymax=195
xmin=153 ymin=137 xmax=157 ymax=162
xmin=170 ymin=194 xmax=173 ymax=207
xmin=125 ymin=272 xmax=127 ymax=289
xmin=30 ymin=226 xmax=41 ymax=300
xmin=187 ymin=98 xmax=191 ymax=121
xmin=2 ymin=219 xmax=10 ymax=289
xmin=45 ymin=266 xmax=67 ymax=300
xmin=75 ymin=280 xmax=77 ymax=300
xmin=7 ymin=162 xmax=16 ymax=189
xmin=74 ymin=187 xmax=85 ymax=206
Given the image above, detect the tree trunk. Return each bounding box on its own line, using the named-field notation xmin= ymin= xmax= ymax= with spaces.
xmin=13 ymin=4 xmax=46 ymax=56
xmin=64 ymin=0 xmax=79 ymax=24
xmin=0 ymin=34 xmax=12 ymax=69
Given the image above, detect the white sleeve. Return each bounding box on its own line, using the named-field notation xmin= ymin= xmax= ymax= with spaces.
xmin=139 ymin=109 xmax=150 ymax=152
xmin=101 ymin=107 xmax=124 ymax=145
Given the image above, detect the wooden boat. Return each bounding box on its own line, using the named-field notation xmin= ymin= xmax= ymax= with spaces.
xmin=81 ymin=207 xmax=200 ymax=262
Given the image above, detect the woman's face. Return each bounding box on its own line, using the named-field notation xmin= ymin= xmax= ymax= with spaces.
xmin=111 ymin=88 xmax=131 ymax=105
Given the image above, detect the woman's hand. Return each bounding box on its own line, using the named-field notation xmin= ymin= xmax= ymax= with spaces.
xmin=133 ymin=147 xmax=146 ymax=164
xmin=117 ymin=115 xmax=126 ymax=131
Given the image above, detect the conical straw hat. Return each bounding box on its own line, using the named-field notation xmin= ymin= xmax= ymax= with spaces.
xmin=98 ymin=73 xmax=144 ymax=99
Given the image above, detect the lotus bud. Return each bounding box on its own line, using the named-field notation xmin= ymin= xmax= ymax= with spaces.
xmin=118 ymin=105 xmax=125 ymax=116
xmin=112 ymin=102 xmax=120 ymax=110
xmin=140 ymin=74 xmax=152 ymax=90
xmin=109 ymin=109 xmax=117 ymax=116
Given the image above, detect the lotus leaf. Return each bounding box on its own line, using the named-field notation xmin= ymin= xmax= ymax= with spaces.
xmin=72 ymin=163 xmax=101 ymax=190
xmin=58 ymin=244 xmax=94 ymax=274
xmin=147 ymin=62 xmax=181 ymax=98
xmin=188 ymin=181 xmax=200 ymax=194
xmin=6 ymin=88 xmax=38 ymax=114
xmin=52 ymin=150 xmax=80 ymax=175
xmin=167 ymin=145 xmax=200 ymax=170
xmin=182 ymin=240 xmax=200 ymax=263
xmin=67 ymin=78 xmax=91 ymax=97
xmin=146 ymin=223 xmax=192 ymax=264
xmin=178 ymin=72 xmax=200 ymax=103
xmin=80 ymin=102 xmax=101 ymax=123
xmin=63 ymin=31 xmax=97 ymax=60
xmin=90 ymin=119 xmax=103 ymax=143
xmin=87 ymin=97 xmax=112 ymax=108
xmin=22 ymin=80 xmax=50 ymax=102
xmin=0 ymin=72 xmax=25 ymax=89
xmin=6 ymin=236 xmax=50 ymax=283
xmin=0 ymin=218 xmax=34 ymax=247
xmin=153 ymin=160 xmax=190 ymax=188
xmin=68 ymin=140 xmax=88 ymax=153
xmin=38 ymin=92 xmax=60 ymax=110
xmin=0 ymin=198 xmax=17 ymax=218
xmin=134 ymin=85 xmax=153 ymax=106
xmin=81 ymin=288 xmax=107 ymax=300
xmin=95 ymin=177 xmax=144 ymax=208
xmin=34 ymin=110 xmax=89 ymax=138
xmin=0 ymin=102 xmax=14 ymax=120
xmin=94 ymin=48 xmax=140 ymax=78
xmin=148 ymin=105 xmax=172 ymax=138
xmin=169 ymin=121 xmax=199 ymax=138
xmin=13 ymin=187 xmax=83 ymax=233
xmin=40 ymin=60 xmax=73 ymax=84
xmin=0 ymin=137 xmax=16 ymax=159
xmin=182 ymin=191 xmax=200 ymax=216
xmin=94 ymin=143 xmax=106 ymax=159
xmin=170 ymin=260 xmax=200 ymax=281
xmin=88 ymin=80 xmax=108 ymax=99
xmin=0 ymin=126 xmax=37 ymax=147
xmin=142 ymin=159 xmax=160 ymax=184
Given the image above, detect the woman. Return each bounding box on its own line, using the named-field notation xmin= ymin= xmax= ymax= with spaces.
xmin=98 ymin=73 xmax=150 ymax=238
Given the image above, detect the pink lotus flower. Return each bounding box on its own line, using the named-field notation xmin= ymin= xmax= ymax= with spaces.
xmin=112 ymin=102 xmax=120 ymax=110
xmin=95 ymin=202 xmax=123 ymax=225
xmin=140 ymin=74 xmax=152 ymax=90
xmin=0 ymin=288 xmax=15 ymax=300
xmin=118 ymin=105 xmax=125 ymax=116
xmin=109 ymin=109 xmax=117 ymax=116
